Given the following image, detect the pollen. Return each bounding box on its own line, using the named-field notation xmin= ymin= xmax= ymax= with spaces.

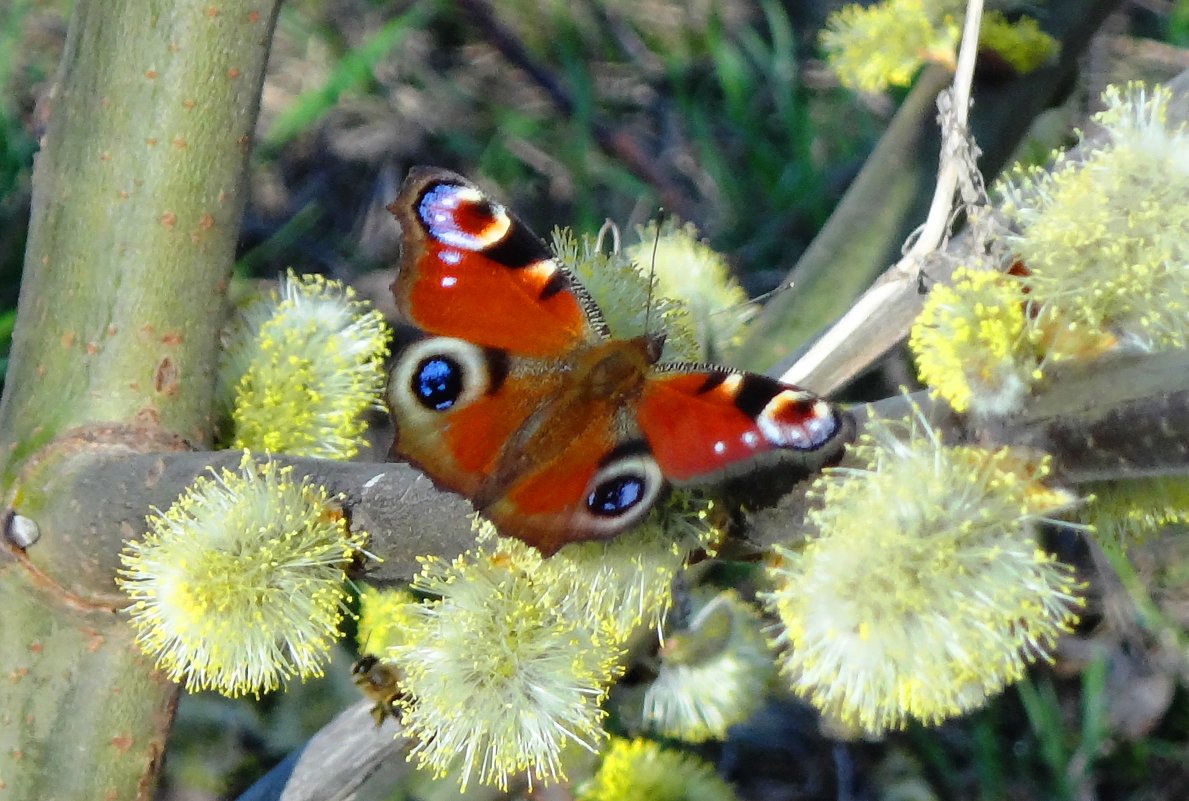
xmin=1083 ymin=476 xmax=1189 ymax=551
xmin=997 ymin=82 xmax=1189 ymax=356
xmin=390 ymin=538 xmax=622 ymax=790
xmin=909 ymin=266 xmax=1036 ymax=415
xmin=553 ymin=227 xmax=702 ymax=361
xmin=578 ymin=738 xmax=738 ymax=801
xmin=625 ymin=220 xmax=755 ymax=359
xmin=820 ymin=0 xmax=960 ymax=93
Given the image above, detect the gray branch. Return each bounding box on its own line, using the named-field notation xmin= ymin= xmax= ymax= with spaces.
xmin=11 ymin=345 xmax=1188 ymax=605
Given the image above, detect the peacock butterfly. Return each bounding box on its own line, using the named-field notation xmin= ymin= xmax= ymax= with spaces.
xmin=385 ymin=167 xmax=853 ymax=555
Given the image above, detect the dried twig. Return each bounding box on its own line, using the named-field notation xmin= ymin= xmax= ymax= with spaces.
xmin=778 ymin=0 xmax=985 ymax=393
xmin=235 ymin=701 xmax=406 ymax=801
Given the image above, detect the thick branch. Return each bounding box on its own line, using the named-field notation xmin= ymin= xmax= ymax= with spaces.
xmin=0 ymin=3 xmax=281 ymax=799
xmin=0 ymin=568 xmax=179 ymax=801
xmin=990 ymin=349 xmax=1189 ymax=483
xmin=7 ymin=450 xmax=476 ymax=605
xmin=11 ymin=344 xmax=1188 ymax=603
xmin=0 ymin=1 xmax=276 ymax=486
xmin=746 ymin=351 xmax=1189 ymax=549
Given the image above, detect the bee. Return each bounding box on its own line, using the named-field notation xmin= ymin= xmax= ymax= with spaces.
xmin=351 ymin=654 xmax=404 ymax=726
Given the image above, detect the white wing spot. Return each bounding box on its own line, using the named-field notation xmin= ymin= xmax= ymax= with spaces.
xmin=420 ymin=184 xmax=509 ymax=249
xmin=525 ymin=260 xmax=559 ymax=286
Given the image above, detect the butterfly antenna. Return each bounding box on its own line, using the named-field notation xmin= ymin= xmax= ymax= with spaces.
xmin=705 ymin=280 xmax=797 ymax=323
xmin=745 ymin=279 xmax=794 ymax=307
xmin=643 ymin=211 xmax=665 ymax=336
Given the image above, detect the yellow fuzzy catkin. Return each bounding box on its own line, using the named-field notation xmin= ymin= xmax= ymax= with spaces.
xmin=391 ymin=540 xmax=622 ymax=791
xmin=765 ymin=412 xmax=1082 ymax=734
xmin=219 ymin=271 xmax=390 ymax=459
xmin=119 ymin=454 xmax=365 ymax=697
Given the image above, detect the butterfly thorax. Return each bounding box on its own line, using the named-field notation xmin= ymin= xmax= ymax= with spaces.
xmin=573 ymin=335 xmax=658 ymax=403
xmin=506 ymin=338 xmax=649 ymax=447
xmin=475 ymin=336 xmax=655 ymax=508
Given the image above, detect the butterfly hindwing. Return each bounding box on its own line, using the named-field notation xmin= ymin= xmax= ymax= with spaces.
xmin=638 ymin=366 xmax=851 ymax=486
xmin=482 ymin=434 xmax=665 ymax=556
xmin=387 ymin=333 xmax=564 ymax=505
xmin=387 ymin=332 xmax=666 ymax=555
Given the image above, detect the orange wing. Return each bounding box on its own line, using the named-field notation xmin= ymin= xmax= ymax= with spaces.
xmin=388 ymin=168 xmax=652 ymax=555
xmin=386 ymin=167 xmax=852 ymax=556
xmin=638 ymin=367 xmax=852 ymax=486
xmin=388 ymin=167 xmax=605 ymax=357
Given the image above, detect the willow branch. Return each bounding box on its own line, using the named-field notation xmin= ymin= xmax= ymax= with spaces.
xmin=0 ymin=2 xmax=281 ymax=798
xmin=904 ymin=0 xmax=984 ymax=263
xmin=5 ymin=449 xmax=476 ymax=606
xmin=11 ymin=340 xmax=1189 ymax=603
xmin=233 ymin=701 xmax=407 ymax=801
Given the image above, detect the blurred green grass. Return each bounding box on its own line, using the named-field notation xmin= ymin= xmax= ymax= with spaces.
xmin=0 ymin=0 xmax=51 ymax=378
xmin=238 ymin=0 xmax=878 ymax=291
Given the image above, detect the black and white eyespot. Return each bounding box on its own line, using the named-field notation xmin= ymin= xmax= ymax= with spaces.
xmin=725 ymin=372 xmax=840 ymax=452
xmin=387 ymin=337 xmax=501 ymax=422
xmin=755 ymin=395 xmax=840 ymax=451
xmin=577 ymin=444 xmax=665 ymax=536
xmin=417 ymin=183 xmax=511 ymax=251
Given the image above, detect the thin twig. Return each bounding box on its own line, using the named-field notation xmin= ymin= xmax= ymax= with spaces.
xmin=779 ymin=0 xmax=984 ymax=391
xmin=904 ymin=0 xmax=984 ymax=262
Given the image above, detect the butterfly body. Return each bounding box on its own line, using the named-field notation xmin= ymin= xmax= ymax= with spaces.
xmin=387 ymin=167 xmax=852 ymax=554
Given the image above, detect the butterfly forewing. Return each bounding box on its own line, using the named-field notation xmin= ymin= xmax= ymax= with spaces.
xmin=389 ymin=167 xmax=601 ymax=357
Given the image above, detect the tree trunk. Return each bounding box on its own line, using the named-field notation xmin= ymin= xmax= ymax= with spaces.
xmin=0 ymin=2 xmax=280 ymax=798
